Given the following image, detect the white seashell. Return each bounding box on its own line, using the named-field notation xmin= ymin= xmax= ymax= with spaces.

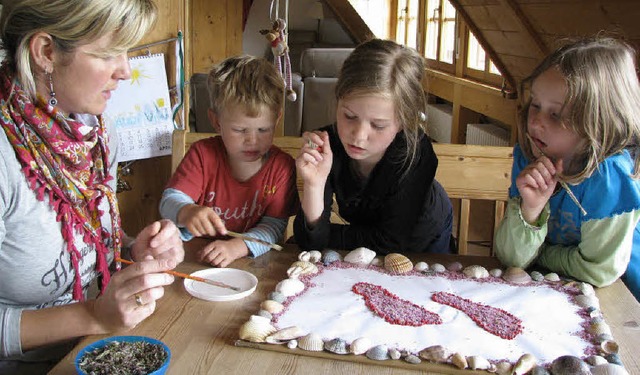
xmin=298 ymin=251 xmax=311 ymax=262
xmin=418 ymin=345 xmax=452 ymax=363
xmin=324 ymin=338 xmax=349 ymax=354
xmin=404 ymin=354 xmax=421 ymax=364
xmin=286 ymin=261 xmax=319 ymax=278
xmin=463 ymin=265 xmax=489 ymax=279
xmin=489 ymin=268 xmax=503 ymax=278
xmin=579 ymin=282 xmax=596 ymax=296
xmin=307 ymin=250 xmax=322 ymax=263
xmin=370 ymin=257 xmax=383 ymax=267
xmin=451 ymin=352 xmax=467 ymax=369
xmin=275 ymin=278 xmax=305 ymax=297
xmin=600 ymin=340 xmax=619 ymax=355
xmin=575 ymin=294 xmax=600 ymax=309
xmin=265 ymin=326 xmax=306 ymax=344
xmin=238 ymin=315 xmax=277 ymax=343
xmin=287 ymin=339 xmax=298 ymax=349
xmin=586 ymin=355 xmax=609 ymax=366
xmin=388 ymin=348 xmax=401 ymax=360
xmin=384 ymin=253 xmax=413 ymax=274
xmin=591 ymin=364 xmax=630 ymax=375
xmin=544 ymin=272 xmax=560 ymax=282
xmin=502 ymin=267 xmax=532 ymax=284
xmin=494 ymin=361 xmax=512 ymax=375
xmin=344 ymin=247 xmax=376 ymax=265
xmin=512 ymin=353 xmax=536 ymax=375
xmin=414 ymin=261 xmax=429 ymax=271
xmin=590 ymin=321 xmax=613 ymax=336
xmin=365 ymin=345 xmax=389 ymax=360
xmin=298 ymin=333 xmax=324 ymax=351
xmin=350 ymin=337 xmax=373 ymax=355
xmin=260 ymin=300 xmax=284 ymax=314
xmin=431 ymin=263 xmax=446 ymax=273
xmin=467 ymin=355 xmax=491 ymax=370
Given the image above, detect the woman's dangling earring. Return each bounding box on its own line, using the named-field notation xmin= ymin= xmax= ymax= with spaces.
xmin=46 ymin=68 xmax=57 ymax=106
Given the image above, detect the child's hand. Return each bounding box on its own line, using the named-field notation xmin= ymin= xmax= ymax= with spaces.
xmin=516 ymin=156 xmax=561 ymax=224
xmin=198 ymin=238 xmax=249 ymax=267
xmin=297 ymin=131 xmax=333 ymax=188
xmin=178 ymin=204 xmax=227 ymax=238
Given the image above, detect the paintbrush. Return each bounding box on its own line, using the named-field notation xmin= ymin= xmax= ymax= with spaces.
xmin=525 ymin=133 xmax=587 ymax=216
xmin=226 ymin=231 xmax=283 ymax=251
xmin=116 ymin=257 xmax=241 ymax=291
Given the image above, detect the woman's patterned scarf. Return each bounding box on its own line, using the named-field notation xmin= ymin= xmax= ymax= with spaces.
xmin=0 ymin=64 xmax=122 ymax=301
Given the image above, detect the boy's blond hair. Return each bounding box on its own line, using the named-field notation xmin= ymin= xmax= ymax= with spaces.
xmin=207 ymin=55 xmax=284 ymax=120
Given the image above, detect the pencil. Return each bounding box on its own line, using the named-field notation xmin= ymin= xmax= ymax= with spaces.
xmin=115 ymin=257 xmax=241 ymax=291
xmin=525 ymin=134 xmax=588 ymax=216
xmin=226 ymin=231 xmax=283 ymax=251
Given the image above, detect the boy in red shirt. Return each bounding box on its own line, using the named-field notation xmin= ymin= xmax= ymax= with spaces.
xmin=160 ymin=55 xmax=299 ymax=267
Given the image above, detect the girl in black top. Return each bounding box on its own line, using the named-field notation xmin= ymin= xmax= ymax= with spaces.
xmin=294 ymin=39 xmax=454 ymax=254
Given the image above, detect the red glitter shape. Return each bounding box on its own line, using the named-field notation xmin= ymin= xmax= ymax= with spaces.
xmin=352 ymin=282 xmax=442 ymax=326
xmin=432 ymin=291 xmax=523 ymax=340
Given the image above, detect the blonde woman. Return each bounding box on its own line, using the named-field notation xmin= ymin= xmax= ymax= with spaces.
xmin=495 ymin=37 xmax=640 ymax=301
xmin=0 ymin=1 xmax=184 ymax=372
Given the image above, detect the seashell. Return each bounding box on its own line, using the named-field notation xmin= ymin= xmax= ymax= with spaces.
xmin=287 ymin=339 xmax=298 ymax=349
xmin=414 ymin=261 xmax=429 ymax=271
xmin=418 ymin=345 xmax=452 ymax=363
xmin=344 ymin=247 xmax=376 ymax=265
xmin=494 ymin=361 xmax=512 ymax=375
xmin=590 ymin=308 xmax=603 ymax=319
xmin=550 ymin=355 xmax=590 ymax=375
xmin=605 ymin=353 xmax=623 ymax=366
xmin=384 ymin=253 xmax=413 ymax=274
xmin=297 ymin=333 xmax=324 ymax=351
xmin=324 ymin=338 xmax=349 ymax=354
xmin=370 ymin=257 xmax=383 ymax=267
xmin=322 ymin=250 xmax=341 ymax=265
xmin=530 ymin=271 xmax=544 ymax=282
xmin=586 ymin=355 xmax=609 ymax=366
xmin=287 ymin=261 xmax=319 ymax=278
xmin=489 ymin=268 xmax=503 ymax=278
xmin=260 ymin=300 xmax=284 ymax=314
xmin=238 ymin=315 xmax=277 ymax=343
xmin=590 ymin=321 xmax=613 ymax=336
xmin=405 ymin=354 xmax=421 ymax=364
xmin=447 ymin=261 xmax=463 ymax=272
xmin=256 ymin=310 xmax=272 ymax=320
xmin=595 ymin=333 xmax=614 ymax=344
xmin=544 ymin=272 xmax=560 ymax=282
xmin=275 ymin=278 xmax=305 ymax=297
xmin=579 ymin=282 xmax=596 ymax=296
xmin=462 ymin=265 xmax=489 ymax=279
xmin=431 ymin=263 xmax=446 ymax=273
xmin=265 ymin=326 xmax=306 ymax=344
xmin=267 ymin=291 xmax=286 ymax=303
xmin=530 ymin=366 xmax=551 ymax=375
xmin=591 ymin=364 xmax=630 ymax=375
xmin=512 ymin=353 xmax=536 ymax=375
xmin=308 ymin=250 xmax=322 ymax=263
xmin=502 ymin=267 xmax=532 ymax=284
xmin=575 ymin=294 xmax=600 ymax=309
xmin=365 ymin=345 xmax=390 ymax=361
xmin=350 ymin=337 xmax=373 ymax=355
xmin=388 ymin=348 xmax=401 ymax=360
xmin=600 ymin=340 xmax=619 ymax=355
xmin=298 ymin=251 xmax=311 ymax=262
xmin=451 ymin=352 xmax=467 ymax=369
xmin=467 ymin=355 xmax=491 ymax=370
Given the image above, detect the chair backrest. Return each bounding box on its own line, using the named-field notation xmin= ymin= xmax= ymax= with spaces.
xmin=432 ymin=143 xmax=513 ymax=255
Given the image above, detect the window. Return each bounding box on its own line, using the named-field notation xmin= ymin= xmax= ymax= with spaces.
xmin=423 ymin=0 xmax=457 ymax=72
xmin=348 ymin=0 xmax=391 ymax=39
xmin=395 ymin=0 xmax=419 ymax=48
xmin=465 ymin=30 xmax=503 ymax=86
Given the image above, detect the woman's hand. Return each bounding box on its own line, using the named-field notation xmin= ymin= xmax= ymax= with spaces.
xmin=131 ymin=219 xmax=184 ymax=263
xmin=177 ymin=204 xmax=227 ymax=238
xmin=198 ymin=238 xmax=248 ymax=268
xmin=516 ymin=156 xmax=562 ymax=224
xmin=296 ymin=131 xmax=333 ymax=189
xmin=92 ymin=258 xmax=176 ymax=332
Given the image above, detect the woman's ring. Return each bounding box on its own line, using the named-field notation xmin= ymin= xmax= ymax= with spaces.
xmin=134 ymin=294 xmax=143 ymax=307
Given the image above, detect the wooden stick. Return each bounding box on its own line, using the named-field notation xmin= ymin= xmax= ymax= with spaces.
xmin=115 ymin=258 xmax=241 ymax=291
xmin=226 ymin=231 xmax=283 ymax=251
xmin=525 ymin=134 xmax=587 ymax=216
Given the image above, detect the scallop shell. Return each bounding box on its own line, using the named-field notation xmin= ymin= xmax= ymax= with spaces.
xmin=322 ymin=250 xmax=341 ymax=265
xmin=238 ymin=315 xmax=277 ymax=343
xmin=297 ymin=333 xmax=324 ymax=351
xmin=344 ymin=247 xmax=376 ymax=265
xmin=512 ymin=353 xmax=536 ymax=375
xmin=384 ymin=253 xmax=413 ymax=274
xmin=350 ymin=337 xmax=373 ymax=355
xmin=502 ymin=267 xmax=532 ymax=284
xmin=365 ymin=345 xmax=390 ymax=360
xmin=550 ymin=355 xmax=590 ymax=375
xmin=545 ymin=272 xmax=560 ymax=282
xmin=462 ymin=265 xmax=489 ymax=279
xmin=265 ymin=326 xmax=306 ymax=344
xmin=467 ymin=355 xmax=491 ymax=370
xmin=489 ymin=268 xmax=503 ymax=278
xmin=418 ymin=345 xmax=452 ymax=363
xmin=451 ymin=352 xmax=467 ymax=369
xmin=414 ymin=261 xmax=429 ymax=272
xmin=431 ymin=263 xmax=446 ymax=273
xmin=275 ymin=278 xmax=305 ymax=297
xmin=286 ymin=261 xmax=319 ymax=278
xmin=260 ymin=299 xmax=284 ymax=314
xmin=324 ymin=338 xmax=349 ymax=354
xmin=591 ymin=364 xmax=630 ymax=375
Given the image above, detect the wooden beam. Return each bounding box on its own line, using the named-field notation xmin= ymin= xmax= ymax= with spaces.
xmin=498 ymin=0 xmax=548 ymax=56
xmin=324 ymin=0 xmax=376 ymax=43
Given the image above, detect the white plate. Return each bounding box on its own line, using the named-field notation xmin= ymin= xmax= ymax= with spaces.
xmin=184 ymin=268 xmax=258 ymax=301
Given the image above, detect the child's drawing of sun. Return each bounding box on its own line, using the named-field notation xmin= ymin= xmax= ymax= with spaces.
xmin=130 ymin=65 xmax=152 ymax=85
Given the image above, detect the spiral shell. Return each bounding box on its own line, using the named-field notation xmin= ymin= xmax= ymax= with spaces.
xmin=344 ymin=247 xmax=376 ymax=265
xmin=350 ymin=337 xmax=373 ymax=355
xmin=384 ymin=253 xmax=413 ymax=274
xmin=298 ymin=333 xmax=324 ymax=351
xmin=260 ymin=299 xmax=284 ymax=314
xmin=287 ymin=261 xmax=319 ymax=278
xmin=462 ymin=265 xmax=489 ymax=279
xmin=238 ymin=315 xmax=277 ymax=343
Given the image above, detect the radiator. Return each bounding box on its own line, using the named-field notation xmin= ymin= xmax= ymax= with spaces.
xmin=426 ymin=103 xmax=453 ymax=143
xmin=466 ymin=123 xmax=510 ymax=146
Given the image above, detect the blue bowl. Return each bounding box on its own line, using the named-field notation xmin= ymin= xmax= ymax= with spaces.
xmin=75 ymin=335 xmax=170 ymax=375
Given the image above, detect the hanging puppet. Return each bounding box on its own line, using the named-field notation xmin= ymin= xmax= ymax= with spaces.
xmin=260 ymin=18 xmax=297 ymax=101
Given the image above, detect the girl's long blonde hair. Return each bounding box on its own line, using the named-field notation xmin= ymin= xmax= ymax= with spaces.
xmin=517 ymin=37 xmax=640 ymax=183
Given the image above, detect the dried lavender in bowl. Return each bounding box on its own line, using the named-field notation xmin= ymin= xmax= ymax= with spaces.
xmin=77 ymin=340 xmax=168 ymax=375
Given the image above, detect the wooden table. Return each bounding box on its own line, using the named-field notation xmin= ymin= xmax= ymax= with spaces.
xmin=50 ymin=241 xmax=640 ymax=375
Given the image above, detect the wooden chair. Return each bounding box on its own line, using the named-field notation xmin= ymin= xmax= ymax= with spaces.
xmin=432 ymin=143 xmax=513 ymax=255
